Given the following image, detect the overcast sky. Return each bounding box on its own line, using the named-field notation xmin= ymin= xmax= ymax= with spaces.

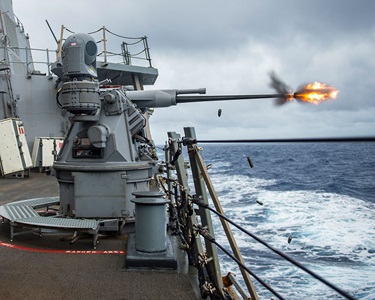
xmin=12 ymin=0 xmax=375 ymax=144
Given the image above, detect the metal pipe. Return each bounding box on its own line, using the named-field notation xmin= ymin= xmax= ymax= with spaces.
xmin=56 ymin=25 xmax=65 ymax=60
xmin=143 ymin=36 xmax=151 ymax=67
xmin=102 ymin=26 xmax=107 ymax=63
xmin=25 ymin=46 xmax=29 ymax=76
xmin=1 ymin=91 xmax=9 ymax=118
xmin=46 ymin=48 xmax=51 ymax=77
xmin=184 ymin=127 xmax=225 ymax=296
xmin=193 ymin=145 xmax=259 ymax=300
xmin=45 ymin=20 xmax=58 ymax=44
xmin=176 ymin=93 xmax=282 ymax=103
xmin=227 ymin=272 xmax=250 ymax=300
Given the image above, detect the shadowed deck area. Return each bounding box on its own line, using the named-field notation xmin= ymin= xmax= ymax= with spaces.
xmin=0 ymin=172 xmax=200 ymax=299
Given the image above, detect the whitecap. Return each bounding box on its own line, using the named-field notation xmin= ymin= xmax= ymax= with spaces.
xmin=207 ymin=174 xmax=375 ymax=299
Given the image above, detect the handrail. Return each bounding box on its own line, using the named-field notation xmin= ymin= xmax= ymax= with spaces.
xmin=165 ymin=130 xmax=359 ymax=300
xmin=193 ymin=144 xmax=259 ymax=300
xmin=0 ymin=46 xmax=55 ymax=76
xmin=166 ymin=132 xmax=226 ymax=300
xmin=56 ymin=25 xmax=152 ymax=67
xmin=198 ymin=137 xmax=375 ymax=143
xmin=0 ymin=30 xmax=153 ymax=78
xmin=1 ymin=25 xmax=153 ymax=71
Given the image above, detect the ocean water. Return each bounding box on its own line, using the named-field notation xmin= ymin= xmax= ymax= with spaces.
xmin=196 ymin=143 xmax=375 ymax=299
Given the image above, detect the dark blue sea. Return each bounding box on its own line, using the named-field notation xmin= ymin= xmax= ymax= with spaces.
xmin=196 ymin=143 xmax=374 ymax=299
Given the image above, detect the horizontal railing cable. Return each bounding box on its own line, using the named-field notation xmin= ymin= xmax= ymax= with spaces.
xmin=199 ymin=227 xmax=286 ymax=300
xmin=198 ymin=137 xmax=375 ymax=143
xmin=193 ymin=198 xmax=357 ymax=300
xmin=105 ymin=28 xmax=145 ymax=40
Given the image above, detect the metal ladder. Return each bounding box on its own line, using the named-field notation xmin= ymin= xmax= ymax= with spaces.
xmin=0 ymin=65 xmax=17 ymax=118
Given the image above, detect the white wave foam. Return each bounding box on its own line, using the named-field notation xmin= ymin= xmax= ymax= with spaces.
xmin=208 ymin=174 xmax=375 ymax=298
xmin=211 ymin=174 xmax=375 ymax=258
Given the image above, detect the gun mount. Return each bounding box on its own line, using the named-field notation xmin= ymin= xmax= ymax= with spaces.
xmin=51 ymin=33 xmax=302 ymax=227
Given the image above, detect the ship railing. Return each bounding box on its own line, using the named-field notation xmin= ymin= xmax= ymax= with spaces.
xmin=0 ymin=46 xmax=54 ymax=77
xmin=164 ymin=128 xmax=358 ymax=300
xmin=165 ymin=129 xmax=259 ymax=300
xmin=0 ymin=26 xmax=152 ymax=78
xmin=57 ymin=25 xmax=152 ymax=67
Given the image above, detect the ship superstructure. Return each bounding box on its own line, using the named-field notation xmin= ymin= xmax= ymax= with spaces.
xmin=0 ymin=1 xmax=159 ymax=176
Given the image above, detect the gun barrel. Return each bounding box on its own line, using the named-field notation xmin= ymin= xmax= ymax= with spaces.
xmin=126 ymin=89 xmax=287 ymax=109
xmin=176 ymin=93 xmax=283 ymax=103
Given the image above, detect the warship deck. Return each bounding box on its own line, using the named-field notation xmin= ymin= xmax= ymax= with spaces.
xmin=0 ymin=172 xmax=200 ymax=300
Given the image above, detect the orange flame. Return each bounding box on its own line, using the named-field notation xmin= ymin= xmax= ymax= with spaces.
xmin=293 ymin=81 xmax=339 ymax=105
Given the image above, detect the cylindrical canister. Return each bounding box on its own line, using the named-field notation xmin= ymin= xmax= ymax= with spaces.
xmin=131 ymin=194 xmax=169 ymax=253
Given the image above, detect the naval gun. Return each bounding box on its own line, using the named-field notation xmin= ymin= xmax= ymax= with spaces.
xmin=52 ymin=33 xmax=290 ymax=228
xmin=125 ymin=88 xmax=282 ymax=109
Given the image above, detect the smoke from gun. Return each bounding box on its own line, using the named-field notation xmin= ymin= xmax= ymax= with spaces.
xmin=269 ymin=72 xmax=339 ymax=106
xmin=269 ymin=72 xmax=293 ymax=105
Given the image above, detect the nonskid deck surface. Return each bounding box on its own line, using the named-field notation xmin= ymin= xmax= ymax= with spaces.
xmin=0 ymin=172 xmax=199 ymax=299
xmin=0 ymin=171 xmax=59 ymax=205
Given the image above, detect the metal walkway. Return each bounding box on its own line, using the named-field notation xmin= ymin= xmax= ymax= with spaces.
xmin=0 ymin=196 xmax=101 ymax=247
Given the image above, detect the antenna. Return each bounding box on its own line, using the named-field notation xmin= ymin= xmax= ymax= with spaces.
xmin=45 ymin=19 xmax=58 ymax=44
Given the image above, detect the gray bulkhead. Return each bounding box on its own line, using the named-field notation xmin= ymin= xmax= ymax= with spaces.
xmin=0 ymin=1 xmax=69 ymax=149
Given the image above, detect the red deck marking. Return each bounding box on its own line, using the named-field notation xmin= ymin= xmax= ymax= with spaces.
xmin=0 ymin=240 xmax=125 ymax=255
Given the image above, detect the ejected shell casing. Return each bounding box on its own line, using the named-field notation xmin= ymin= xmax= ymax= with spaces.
xmin=247 ymin=156 xmax=254 ymax=168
